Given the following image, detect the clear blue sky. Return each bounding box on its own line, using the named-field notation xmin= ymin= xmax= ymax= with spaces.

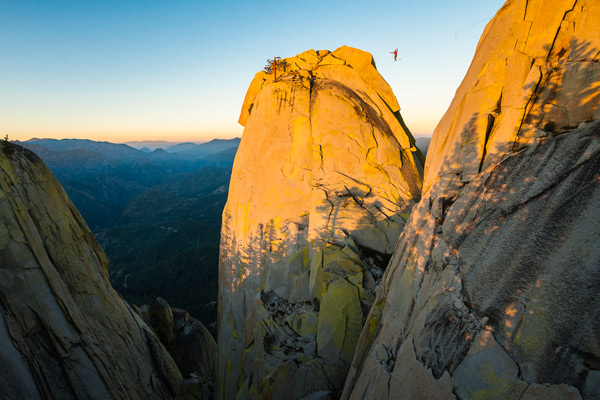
xmin=0 ymin=0 xmax=505 ymax=142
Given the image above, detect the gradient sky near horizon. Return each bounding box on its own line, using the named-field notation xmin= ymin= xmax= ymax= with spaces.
xmin=1 ymin=0 xmax=505 ymax=143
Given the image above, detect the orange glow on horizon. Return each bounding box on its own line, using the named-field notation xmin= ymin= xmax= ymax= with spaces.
xmin=6 ymin=127 xmax=244 ymax=143
xmin=7 ymin=124 xmax=433 ymax=143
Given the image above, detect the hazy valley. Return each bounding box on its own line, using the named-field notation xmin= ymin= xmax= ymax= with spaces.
xmin=17 ymin=138 xmax=240 ymax=330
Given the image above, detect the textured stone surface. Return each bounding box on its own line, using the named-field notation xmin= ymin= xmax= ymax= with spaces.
xmin=344 ymin=117 xmax=599 ymax=400
xmin=342 ymin=1 xmax=600 ymax=398
xmin=141 ymin=299 xmax=218 ymax=393
xmin=0 ymin=142 xmax=182 ymax=399
xmin=170 ymin=307 xmax=217 ymax=383
xmin=425 ymin=0 xmax=600 ymax=195
xmin=218 ymin=46 xmax=424 ymax=399
xmin=149 ymin=297 xmax=175 ymax=345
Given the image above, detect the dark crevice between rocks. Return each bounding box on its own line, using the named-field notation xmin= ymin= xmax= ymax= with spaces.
xmin=479 ymin=94 xmax=503 ymax=173
xmin=260 ymin=291 xmax=318 ymax=359
xmin=432 ymin=193 xmax=459 ymax=228
xmin=479 ymin=114 xmax=496 ymax=173
xmin=380 ymin=343 xmax=396 ymax=374
xmin=261 ymin=291 xmax=316 ymax=324
xmin=354 ymin=242 xmax=392 ymax=288
xmin=543 ymin=120 xmax=557 ymax=133
xmin=317 ymin=145 xmax=325 ymax=170
xmin=457 ymin=273 xmax=475 ymax=315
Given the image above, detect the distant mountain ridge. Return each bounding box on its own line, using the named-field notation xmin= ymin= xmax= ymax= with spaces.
xmin=25 ymin=138 xmax=145 ymax=161
xmin=181 ymin=138 xmax=241 ymax=156
xmin=20 ymin=137 xmax=241 ymax=164
xmin=164 ymin=142 xmax=198 ymax=153
xmin=125 ymin=140 xmax=191 ymax=150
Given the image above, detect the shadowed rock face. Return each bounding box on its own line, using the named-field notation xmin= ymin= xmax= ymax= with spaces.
xmin=343 ymin=122 xmax=600 ymax=400
xmin=218 ymin=46 xmax=424 ymax=399
xmin=343 ymin=1 xmax=600 ymax=399
xmin=141 ymin=298 xmax=218 ymax=399
xmin=0 ymin=142 xmax=182 ymax=399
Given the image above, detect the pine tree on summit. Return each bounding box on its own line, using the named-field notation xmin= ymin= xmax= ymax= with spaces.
xmin=264 ymin=57 xmax=288 ymax=81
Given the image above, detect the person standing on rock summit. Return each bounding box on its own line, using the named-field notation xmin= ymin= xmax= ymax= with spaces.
xmin=391 ymin=48 xmax=398 ymax=61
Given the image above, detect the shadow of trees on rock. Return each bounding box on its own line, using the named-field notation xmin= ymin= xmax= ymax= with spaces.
xmin=344 ymin=35 xmax=600 ymax=399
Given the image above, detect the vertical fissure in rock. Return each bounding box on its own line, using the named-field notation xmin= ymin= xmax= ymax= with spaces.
xmin=479 ymin=111 xmax=497 ymax=173
xmin=545 ymin=0 xmax=579 ymax=64
xmin=514 ymin=66 xmax=544 ymax=149
xmin=354 ymin=242 xmax=392 ymax=284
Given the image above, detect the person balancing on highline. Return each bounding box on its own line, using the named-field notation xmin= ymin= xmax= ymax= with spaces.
xmin=390 ymin=48 xmax=398 ymax=62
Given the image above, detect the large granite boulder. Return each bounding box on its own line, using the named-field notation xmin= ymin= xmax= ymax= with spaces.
xmin=218 ymin=46 xmax=424 ymax=399
xmin=0 ymin=141 xmax=182 ymax=399
xmin=342 ymin=1 xmax=600 ymax=399
xmin=141 ymin=298 xmax=218 ymax=398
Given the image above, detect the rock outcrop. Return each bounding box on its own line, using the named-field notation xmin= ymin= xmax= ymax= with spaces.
xmin=342 ymin=1 xmax=600 ymax=399
xmin=424 ymin=0 xmax=600 ymax=193
xmin=0 ymin=141 xmax=182 ymax=399
xmin=218 ymin=46 xmax=424 ymax=399
xmin=141 ymin=298 xmax=218 ymax=398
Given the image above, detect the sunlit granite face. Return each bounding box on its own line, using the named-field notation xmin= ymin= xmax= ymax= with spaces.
xmin=424 ymin=0 xmax=600 ymax=197
xmin=343 ymin=1 xmax=600 ymax=399
xmin=218 ymin=46 xmax=424 ymax=399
